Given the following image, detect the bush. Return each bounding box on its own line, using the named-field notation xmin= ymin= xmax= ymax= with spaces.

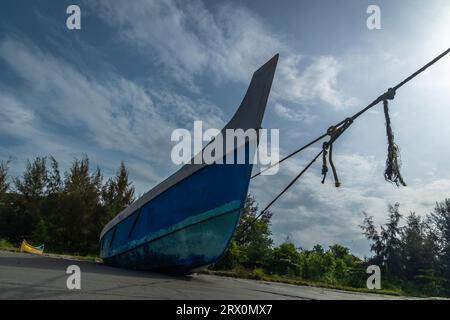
xmin=250 ymin=268 xmax=265 ymax=280
xmin=213 ymin=240 xmax=244 ymax=270
xmin=0 ymin=238 xmax=15 ymax=249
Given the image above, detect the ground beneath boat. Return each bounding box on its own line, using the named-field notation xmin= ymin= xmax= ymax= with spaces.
xmin=0 ymin=250 xmax=417 ymax=300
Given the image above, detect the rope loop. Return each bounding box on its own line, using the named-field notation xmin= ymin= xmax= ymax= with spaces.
xmin=382 ymin=87 xmax=396 ymax=101
xmin=383 ymin=99 xmax=407 ymax=187
xmin=327 ymin=126 xmax=336 ymax=136
xmin=321 ymin=117 xmax=354 ymax=187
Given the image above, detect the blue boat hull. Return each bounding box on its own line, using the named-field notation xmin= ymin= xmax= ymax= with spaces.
xmin=100 ymin=162 xmax=252 ymax=272
xmin=103 ymin=205 xmax=241 ymax=272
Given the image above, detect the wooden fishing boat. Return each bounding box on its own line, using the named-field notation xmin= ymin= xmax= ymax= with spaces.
xmin=20 ymin=239 xmax=45 ymax=255
xmin=99 ymin=54 xmax=279 ymax=272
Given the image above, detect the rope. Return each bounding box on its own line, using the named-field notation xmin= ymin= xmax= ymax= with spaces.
xmin=251 ymin=133 xmax=328 ymax=178
xmin=237 ymin=48 xmax=450 ymax=238
xmin=237 ymin=150 xmax=323 ymax=239
xmin=250 ymin=48 xmax=450 ymax=180
xmin=320 ymin=117 xmax=353 ymax=187
xmin=329 ymin=143 xmax=340 ymax=188
xmin=383 ymin=98 xmax=406 ymax=186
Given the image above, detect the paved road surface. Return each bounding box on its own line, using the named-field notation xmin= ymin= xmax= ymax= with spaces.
xmin=0 ymin=250 xmax=409 ymax=300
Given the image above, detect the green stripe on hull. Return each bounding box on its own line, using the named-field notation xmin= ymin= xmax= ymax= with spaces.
xmin=104 ymin=200 xmax=241 ymax=259
xmin=103 ymin=207 xmax=241 ymax=271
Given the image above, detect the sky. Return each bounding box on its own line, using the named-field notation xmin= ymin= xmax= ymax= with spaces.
xmin=0 ymin=0 xmax=449 ymax=257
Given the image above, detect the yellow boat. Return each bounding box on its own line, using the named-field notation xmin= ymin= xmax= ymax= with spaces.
xmin=20 ymin=240 xmax=45 ymax=255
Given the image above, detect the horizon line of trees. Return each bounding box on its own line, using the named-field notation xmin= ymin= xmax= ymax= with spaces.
xmin=213 ymin=196 xmax=450 ymax=297
xmin=360 ymin=201 xmax=450 ymax=296
xmin=212 ymin=195 xmax=367 ymax=288
xmin=0 ymin=155 xmax=135 ymax=254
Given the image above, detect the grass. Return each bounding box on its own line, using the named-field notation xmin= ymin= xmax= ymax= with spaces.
xmin=0 ymin=238 xmax=17 ymax=251
xmin=203 ymin=268 xmax=404 ymax=297
xmin=44 ymin=252 xmax=102 ymax=263
xmin=0 ymin=238 xmax=102 ymax=262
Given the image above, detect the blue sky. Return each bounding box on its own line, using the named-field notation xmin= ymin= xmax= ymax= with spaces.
xmin=1 ymin=0 xmax=450 ymax=256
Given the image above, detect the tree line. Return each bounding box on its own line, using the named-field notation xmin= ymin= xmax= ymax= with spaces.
xmin=0 ymin=156 xmax=135 ymax=254
xmin=213 ymin=196 xmax=367 ymax=289
xmin=0 ymin=155 xmax=449 ymax=296
xmin=213 ymin=196 xmax=450 ymax=297
xmin=361 ymin=202 xmax=450 ymax=296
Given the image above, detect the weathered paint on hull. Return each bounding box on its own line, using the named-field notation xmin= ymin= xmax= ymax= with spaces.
xmin=100 ymin=162 xmax=252 ymax=272
xmin=103 ymin=206 xmax=241 ymax=272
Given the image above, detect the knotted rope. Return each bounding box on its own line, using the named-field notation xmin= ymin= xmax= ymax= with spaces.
xmin=321 ymin=118 xmax=353 ymax=187
xmin=382 ymin=88 xmax=406 ymax=186
xmin=320 ymin=88 xmax=406 ymax=188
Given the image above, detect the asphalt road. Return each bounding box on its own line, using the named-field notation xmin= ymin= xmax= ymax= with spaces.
xmin=0 ymin=250 xmax=409 ymax=300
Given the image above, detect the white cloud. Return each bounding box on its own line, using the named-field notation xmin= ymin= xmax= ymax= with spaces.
xmin=89 ymin=0 xmax=356 ymax=110
xmin=88 ymin=0 xmax=278 ymax=89
xmin=0 ymin=93 xmax=35 ymax=138
xmin=273 ymin=102 xmax=314 ymax=123
xmin=0 ymin=38 xmax=169 ymax=158
xmin=0 ymin=36 xmax=229 ymax=192
xmin=149 ymin=88 xmax=225 ymax=131
xmin=274 ymin=55 xmax=359 ymax=109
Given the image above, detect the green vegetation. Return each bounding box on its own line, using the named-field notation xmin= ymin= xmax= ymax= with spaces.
xmin=0 ymin=156 xmax=134 ymax=256
xmin=0 ymin=238 xmax=16 ymax=251
xmin=1 ymin=155 xmax=449 ymax=297
xmin=211 ymin=196 xmax=369 ymax=292
xmin=361 ymin=202 xmax=450 ymax=297
xmin=204 ymin=269 xmax=402 ymax=296
xmin=211 ymin=196 xmax=450 ymax=298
